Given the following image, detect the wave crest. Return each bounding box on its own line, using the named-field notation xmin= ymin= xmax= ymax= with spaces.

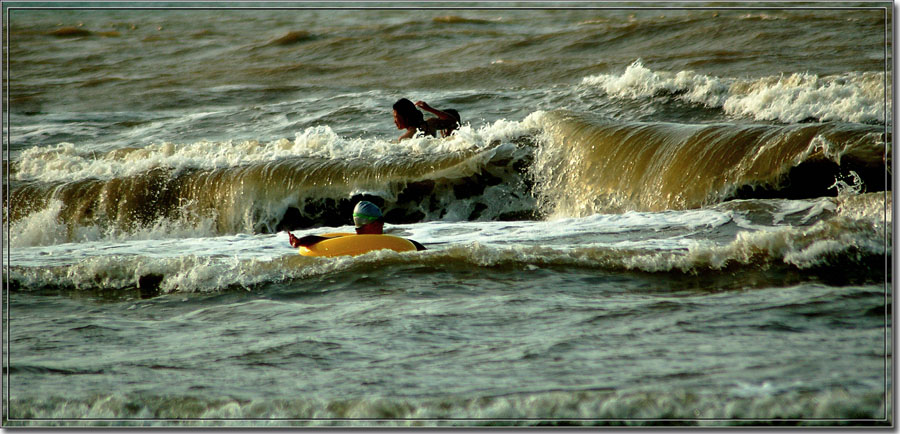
xmin=582 ymin=60 xmax=888 ymax=124
xmin=529 ymin=111 xmax=886 ymax=217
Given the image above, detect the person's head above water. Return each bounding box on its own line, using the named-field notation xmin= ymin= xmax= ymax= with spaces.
xmin=353 ymin=201 xmax=384 ymax=235
xmin=286 ymin=200 xmax=386 ymax=248
xmin=393 ymin=98 xmax=424 ymax=130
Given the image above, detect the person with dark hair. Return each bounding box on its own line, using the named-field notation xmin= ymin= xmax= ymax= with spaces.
xmin=440 ymin=108 xmax=461 ymax=137
xmin=392 ymin=98 xmax=460 ymax=141
xmin=392 ymin=98 xmax=425 ymax=141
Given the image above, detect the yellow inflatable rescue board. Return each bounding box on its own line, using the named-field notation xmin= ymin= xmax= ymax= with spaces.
xmin=298 ymin=233 xmax=417 ymax=257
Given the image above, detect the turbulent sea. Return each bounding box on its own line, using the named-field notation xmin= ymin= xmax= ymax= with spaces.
xmin=3 ymin=2 xmax=893 ymax=427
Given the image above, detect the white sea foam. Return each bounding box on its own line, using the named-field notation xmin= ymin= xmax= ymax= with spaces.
xmin=3 ymin=227 xmax=874 ymax=295
xmin=10 ymin=195 xmax=887 ymax=293
xmin=9 ymin=237 xmax=429 ymax=294
xmin=13 ymin=117 xmax=539 ymax=184
xmin=582 ymin=60 xmax=887 ymax=124
xmin=405 ymin=208 xmax=732 ymax=249
xmin=8 ymin=386 xmax=886 ymax=426
xmin=835 ymin=191 xmax=892 ymax=222
xmin=8 ymin=116 xmax=542 ymax=245
xmin=773 ymin=198 xmax=838 ymax=225
xmin=9 ymin=254 xmax=277 ymax=293
xmin=8 ymin=200 xmax=70 ymax=248
xmin=8 ymin=197 xmax=222 ymax=249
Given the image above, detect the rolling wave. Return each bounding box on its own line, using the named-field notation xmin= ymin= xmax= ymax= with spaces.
xmin=531 ymin=111 xmax=887 ymax=217
xmin=6 ymin=110 xmax=888 ymax=245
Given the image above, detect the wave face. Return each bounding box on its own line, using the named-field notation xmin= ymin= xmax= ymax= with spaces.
xmin=531 ymin=111 xmax=887 ymax=217
xmin=7 ymin=121 xmax=538 ymax=245
xmin=7 ymin=111 xmax=888 ymax=246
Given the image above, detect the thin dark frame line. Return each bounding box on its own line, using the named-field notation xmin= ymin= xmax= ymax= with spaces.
xmin=4 ymin=2 xmax=10 ymax=426
xmin=3 ymin=416 xmax=892 ymax=421
xmin=1 ymin=5 xmax=893 ymax=10
xmin=3 ymin=2 xmax=893 ymax=425
xmin=881 ymin=5 xmax=888 ymax=424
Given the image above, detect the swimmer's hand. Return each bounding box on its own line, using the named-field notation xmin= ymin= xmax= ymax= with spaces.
xmin=288 ymin=232 xmax=302 ymax=248
xmin=415 ymin=101 xmax=454 ymax=121
xmin=289 ymin=232 xmax=335 ymax=248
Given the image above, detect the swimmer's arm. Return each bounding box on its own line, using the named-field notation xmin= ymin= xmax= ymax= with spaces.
xmin=398 ymin=128 xmax=417 ymax=141
xmin=289 ymin=232 xmax=338 ymax=248
xmin=415 ymin=101 xmax=455 ymax=121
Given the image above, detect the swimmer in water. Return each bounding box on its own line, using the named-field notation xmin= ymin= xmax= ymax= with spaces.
xmin=392 ymin=98 xmax=460 ymax=141
xmin=287 ymin=201 xmax=426 ymax=250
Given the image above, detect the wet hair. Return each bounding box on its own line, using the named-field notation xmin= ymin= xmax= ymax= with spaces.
xmin=443 ymin=108 xmax=461 ymax=136
xmin=393 ymin=98 xmax=424 ymax=127
xmin=445 ymin=109 xmax=460 ymax=124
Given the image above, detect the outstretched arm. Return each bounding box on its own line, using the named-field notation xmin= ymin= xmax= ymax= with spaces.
xmin=398 ymin=127 xmax=417 ymax=142
xmin=415 ymin=101 xmax=455 ymax=121
xmin=289 ymin=232 xmax=337 ymax=248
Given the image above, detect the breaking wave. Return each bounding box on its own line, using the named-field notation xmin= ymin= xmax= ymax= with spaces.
xmin=582 ymin=60 xmax=888 ymax=124
xmin=6 ymin=110 xmax=888 ymax=246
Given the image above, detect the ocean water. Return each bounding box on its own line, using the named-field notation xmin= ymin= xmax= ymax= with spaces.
xmin=3 ymin=2 xmax=893 ymax=427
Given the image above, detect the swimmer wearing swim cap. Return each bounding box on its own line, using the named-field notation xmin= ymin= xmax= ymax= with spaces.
xmin=287 ymin=201 xmax=426 ymax=250
xmin=352 ymin=200 xmax=384 ymax=235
